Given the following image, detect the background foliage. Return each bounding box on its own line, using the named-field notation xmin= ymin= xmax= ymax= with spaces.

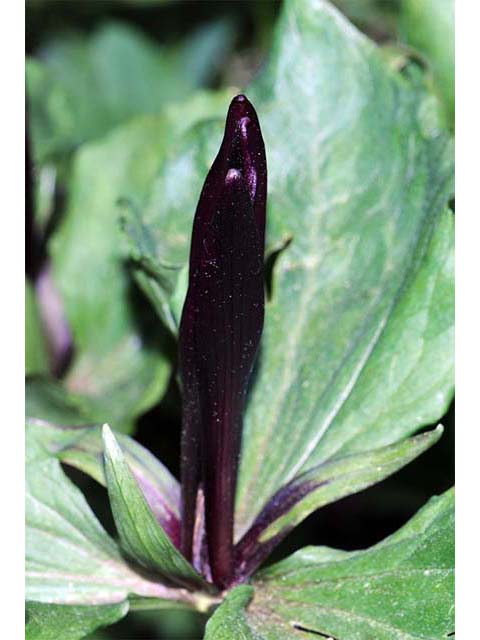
xmin=26 ymin=1 xmax=454 ymax=638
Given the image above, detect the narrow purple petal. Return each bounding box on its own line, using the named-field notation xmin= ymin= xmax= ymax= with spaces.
xmin=179 ymin=94 xmax=267 ymax=588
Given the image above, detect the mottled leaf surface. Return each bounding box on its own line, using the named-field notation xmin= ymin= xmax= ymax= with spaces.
xmin=25 ymin=601 xmax=128 ymax=640
xmin=204 ymin=586 xmax=255 ymax=640
xmin=119 ymin=0 xmax=454 ymax=536
xmin=206 ymin=490 xmax=454 ymax=639
xmin=47 ymin=116 xmax=174 ymax=432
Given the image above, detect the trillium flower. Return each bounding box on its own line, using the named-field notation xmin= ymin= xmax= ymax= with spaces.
xmin=179 ymin=94 xmax=267 ymax=588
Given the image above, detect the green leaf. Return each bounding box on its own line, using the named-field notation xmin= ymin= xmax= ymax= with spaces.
xmin=27 ymin=374 xmax=165 ymax=437
xmin=400 ymin=0 xmax=454 ymax=127
xmin=26 ymin=279 xmax=49 ymax=376
xmin=47 ymin=116 xmax=173 ymax=433
xmin=261 ymin=427 xmax=443 ymax=541
xmin=27 ymin=435 xmax=156 ymax=604
xmin=27 ymin=20 xmax=234 ymax=162
xmin=332 ymin=0 xmax=399 ymax=37
xmin=26 ymin=424 xmax=208 ymax=626
xmin=206 ymin=490 xmax=454 ymax=639
xmin=48 ymin=88 xmax=236 ymax=432
xmin=25 ymin=601 xmax=128 ymax=640
xmin=237 ymin=427 xmax=443 ymax=574
xmin=120 ymin=0 xmax=454 ymax=537
xmin=235 ymin=2 xmax=453 ymax=535
xmin=204 ymin=586 xmax=255 ymax=640
xmin=26 ymin=58 xmax=75 ymax=164
xmin=26 ymin=418 xmax=180 ymax=540
xmin=102 ymin=425 xmax=209 ymax=591
xmin=120 ymin=90 xmax=241 ymax=334
xmin=26 ymin=377 xmax=91 ymax=426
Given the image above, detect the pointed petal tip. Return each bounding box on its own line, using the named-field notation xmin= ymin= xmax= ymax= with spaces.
xmin=433 ymin=423 xmax=444 ymax=438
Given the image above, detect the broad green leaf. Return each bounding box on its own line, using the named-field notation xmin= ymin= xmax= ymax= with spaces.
xmin=26 ymin=377 xmax=91 ymax=426
xmin=26 ymin=279 xmax=49 ymax=376
xmin=235 ymin=3 xmax=453 ymax=535
xmin=206 ymin=490 xmax=454 ymax=639
xmin=26 ymin=59 xmax=75 ymax=164
xmin=120 ymin=0 xmax=454 ymax=537
xmin=332 ymin=0 xmax=399 ymax=36
xmin=26 ymin=418 xmax=180 ymax=541
xmin=49 ymin=90 xmax=236 ymax=432
xmin=119 ymin=91 xmax=240 ymax=334
xmin=26 ymin=425 xmax=206 ymax=622
xmin=102 ymin=425 xmax=209 ymax=591
xmin=26 ymin=375 xmax=165 ymax=437
xmin=241 ymin=427 xmax=442 ymax=567
xmin=27 ymin=20 xmax=234 ymax=162
xmin=48 ymin=116 xmax=171 ymax=433
xmin=400 ymin=0 xmax=454 ymax=127
xmin=27 ymin=432 xmax=177 ymax=604
xmin=204 ymin=586 xmax=255 ymax=640
xmin=25 ymin=601 xmax=128 ymax=640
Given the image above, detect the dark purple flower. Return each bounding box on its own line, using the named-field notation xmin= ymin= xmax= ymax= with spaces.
xmin=179 ymin=94 xmax=267 ymax=588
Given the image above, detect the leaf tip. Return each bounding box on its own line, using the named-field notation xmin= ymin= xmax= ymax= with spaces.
xmin=102 ymin=422 xmax=113 ymax=439
xmin=427 ymin=423 xmax=444 ymax=445
xmin=102 ymin=424 xmax=121 ymax=461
